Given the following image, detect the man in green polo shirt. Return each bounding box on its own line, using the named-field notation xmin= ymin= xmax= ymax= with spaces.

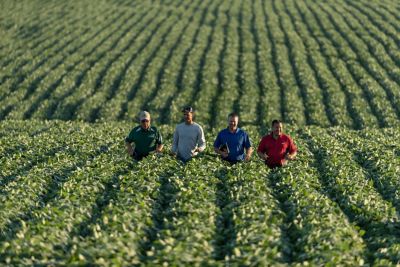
xmin=125 ymin=111 xmax=163 ymax=161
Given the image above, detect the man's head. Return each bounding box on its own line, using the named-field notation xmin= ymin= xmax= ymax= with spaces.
xmin=228 ymin=112 xmax=239 ymax=132
xmin=182 ymin=106 xmax=194 ymax=124
xmin=272 ymin=119 xmax=283 ymax=138
xmin=139 ymin=111 xmax=151 ymax=130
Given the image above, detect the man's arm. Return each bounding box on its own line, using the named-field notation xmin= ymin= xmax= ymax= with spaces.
xmin=156 ymin=144 xmax=163 ymax=153
xmin=155 ymin=130 xmax=163 ymax=153
xmin=285 ymin=136 xmax=297 ymax=160
xmin=213 ymin=132 xmax=228 ymax=158
xmin=244 ymin=147 xmax=254 ymax=161
xmin=214 ymin=147 xmax=228 ymax=158
xmin=257 ymin=150 xmax=268 ymax=161
xmin=257 ymin=137 xmax=268 ymax=161
xmin=285 ymin=150 xmax=297 ymax=160
xmin=196 ymin=126 xmax=206 ymax=152
xmin=244 ymin=132 xmax=253 ymax=161
xmin=125 ymin=141 xmax=134 ymax=156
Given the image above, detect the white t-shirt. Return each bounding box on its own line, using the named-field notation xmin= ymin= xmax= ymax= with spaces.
xmin=171 ymin=122 xmax=206 ymax=161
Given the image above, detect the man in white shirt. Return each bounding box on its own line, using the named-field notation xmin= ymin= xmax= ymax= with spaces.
xmin=171 ymin=106 xmax=206 ymax=162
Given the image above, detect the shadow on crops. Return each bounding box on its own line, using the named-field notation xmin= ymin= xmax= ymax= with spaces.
xmin=293 ymin=0 xmax=363 ymax=130
xmin=116 ymin=10 xmax=176 ymax=122
xmin=140 ymin=1 xmax=200 ymax=113
xmin=305 ymin=0 xmax=386 ymax=128
xmin=0 ymin=146 xmax=66 ymax=195
xmin=265 ymin=168 xmax=301 ymax=263
xmin=283 ymin=1 xmax=337 ymax=126
xmin=232 ymin=0 xmax=244 ymax=117
xmin=212 ymin=167 xmax=237 ymax=261
xmin=301 ymin=130 xmax=400 ymax=264
xmin=260 ymin=0 xmax=286 ymax=123
xmin=138 ymin=172 xmax=179 ymax=263
xmin=208 ymin=4 xmax=231 ymax=129
xmin=250 ymin=0 xmax=267 ymax=132
xmin=0 ymin=147 xmax=108 ymax=244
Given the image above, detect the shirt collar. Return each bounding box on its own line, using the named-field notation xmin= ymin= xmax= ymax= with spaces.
xmin=138 ymin=126 xmax=153 ymax=132
xmin=227 ymin=127 xmax=239 ymax=134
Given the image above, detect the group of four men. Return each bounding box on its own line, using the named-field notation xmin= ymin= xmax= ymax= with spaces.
xmin=125 ymin=107 xmax=297 ymax=168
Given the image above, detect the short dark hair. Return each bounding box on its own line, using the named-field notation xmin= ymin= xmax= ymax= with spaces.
xmin=228 ymin=112 xmax=239 ymax=119
xmin=271 ymin=119 xmax=282 ymax=126
xmin=182 ymin=106 xmax=194 ymax=113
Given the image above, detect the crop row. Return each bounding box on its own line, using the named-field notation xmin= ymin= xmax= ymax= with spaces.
xmin=0 ymin=0 xmax=399 ymax=128
xmin=1 ymin=120 xmax=399 ymax=265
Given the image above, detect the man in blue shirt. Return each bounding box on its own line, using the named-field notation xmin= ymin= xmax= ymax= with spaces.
xmin=214 ymin=113 xmax=253 ymax=163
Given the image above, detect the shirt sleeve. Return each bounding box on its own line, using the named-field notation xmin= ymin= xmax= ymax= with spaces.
xmin=125 ymin=130 xmax=134 ymax=143
xmin=244 ymin=132 xmax=252 ymax=149
xmin=197 ymin=125 xmax=206 ymax=152
xmin=257 ymin=137 xmax=267 ymax=153
xmin=171 ymin=127 xmax=178 ymax=153
xmin=156 ymin=129 xmax=163 ymax=145
xmin=287 ymin=136 xmax=297 ymax=154
xmin=213 ymin=132 xmax=222 ymax=149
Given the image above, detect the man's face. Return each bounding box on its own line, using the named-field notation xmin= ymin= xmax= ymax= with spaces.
xmin=183 ymin=111 xmax=193 ymax=123
xmin=272 ymin=122 xmax=282 ymax=137
xmin=228 ymin=116 xmax=238 ymax=131
xmin=141 ymin=119 xmax=150 ymax=130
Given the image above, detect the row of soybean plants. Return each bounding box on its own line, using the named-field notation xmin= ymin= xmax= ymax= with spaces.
xmin=330 ymin=126 xmax=400 ymax=215
xmin=278 ymin=0 xmax=353 ymax=128
xmin=6 ymin=2 xmax=162 ymax=121
xmin=98 ymin=0 xmax=217 ymax=124
xmin=189 ymin=0 xmax=235 ymax=128
xmin=231 ymin=0 xmax=264 ymax=127
xmin=0 ymin=1 xmax=130 ymax=120
xmin=318 ymin=0 xmax=400 ymax=121
xmin=0 ymin=1 xmax=97 ymax=99
xmin=2 ymin=119 xmax=400 ymax=264
xmin=261 ymin=0 xmax=305 ymax=126
xmin=0 ymin=120 xmax=282 ymax=265
xmin=155 ymin=0 xmax=226 ymax=125
xmin=292 ymin=0 xmax=380 ymax=129
xmin=349 ymin=0 xmax=400 ymax=50
xmin=0 ymin=120 xmax=120 ymax=264
xmin=335 ymin=1 xmax=400 ymax=84
xmin=0 ymin=1 xmax=68 ymax=71
xmin=0 ymin=121 xmax=129 ymax=265
xmin=303 ymin=0 xmax=399 ymax=127
xmin=49 ymin=2 xmax=166 ymax=122
xmin=302 ymin=126 xmax=400 ymax=265
xmin=272 ymin=0 xmax=332 ymax=127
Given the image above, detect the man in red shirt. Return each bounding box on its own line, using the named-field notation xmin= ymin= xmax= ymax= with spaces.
xmin=257 ymin=120 xmax=297 ymax=168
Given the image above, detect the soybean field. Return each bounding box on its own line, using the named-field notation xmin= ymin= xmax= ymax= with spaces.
xmin=1 ymin=0 xmax=400 ymax=266
xmin=1 ymin=120 xmax=400 ymax=265
xmin=0 ymin=0 xmax=399 ymax=128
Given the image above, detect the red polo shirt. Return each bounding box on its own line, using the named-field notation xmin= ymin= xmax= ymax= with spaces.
xmin=257 ymin=133 xmax=297 ymax=168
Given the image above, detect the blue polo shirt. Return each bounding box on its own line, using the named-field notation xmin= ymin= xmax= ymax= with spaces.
xmin=214 ymin=128 xmax=252 ymax=162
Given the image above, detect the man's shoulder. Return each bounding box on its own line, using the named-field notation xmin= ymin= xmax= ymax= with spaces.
xmin=131 ymin=126 xmax=142 ymax=133
xmin=192 ymin=122 xmax=204 ymax=131
xmin=281 ymin=133 xmax=293 ymax=140
xmin=237 ymin=128 xmax=250 ymax=136
xmin=175 ymin=122 xmax=185 ymax=130
xmin=149 ymin=126 xmax=159 ymax=132
xmin=218 ymin=128 xmax=229 ymax=135
xmin=262 ymin=133 xmax=273 ymax=139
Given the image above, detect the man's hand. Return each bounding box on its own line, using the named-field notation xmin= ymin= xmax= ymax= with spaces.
xmin=262 ymin=153 xmax=268 ymax=161
xmin=285 ymin=153 xmax=295 ymax=161
xmin=244 ymin=154 xmax=251 ymax=162
xmin=221 ymin=151 xmax=228 ymax=158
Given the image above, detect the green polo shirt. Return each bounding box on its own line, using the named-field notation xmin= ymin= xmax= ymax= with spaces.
xmin=125 ymin=126 xmax=162 ymax=156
